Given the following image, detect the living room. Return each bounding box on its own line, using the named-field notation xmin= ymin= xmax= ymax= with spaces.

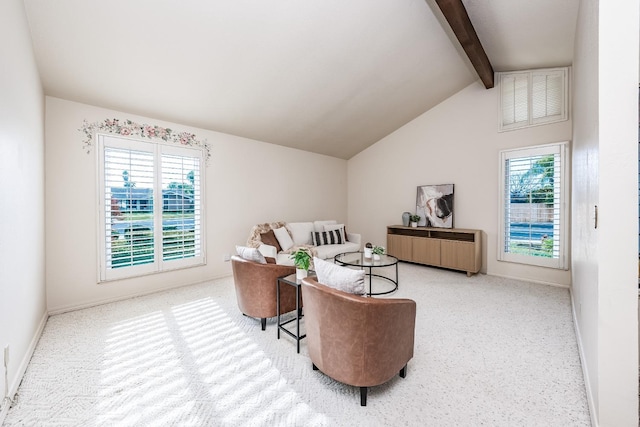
xmin=1 ymin=0 xmax=638 ymax=425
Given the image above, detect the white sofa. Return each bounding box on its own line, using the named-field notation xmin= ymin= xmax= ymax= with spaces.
xmin=247 ymin=220 xmax=361 ymax=266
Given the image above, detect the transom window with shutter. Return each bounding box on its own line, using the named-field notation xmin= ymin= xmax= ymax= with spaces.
xmin=498 ymin=67 xmax=569 ymax=132
xmin=498 ymin=142 xmax=569 ymax=270
xmin=97 ymin=134 xmax=205 ymax=282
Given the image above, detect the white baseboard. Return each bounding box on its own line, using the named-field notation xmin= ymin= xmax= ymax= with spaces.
xmin=47 ymin=273 xmax=232 ymax=315
xmin=488 ymin=272 xmax=570 ymax=289
xmin=0 ymin=309 xmax=48 ymax=426
xmin=569 ymin=288 xmax=598 ymax=427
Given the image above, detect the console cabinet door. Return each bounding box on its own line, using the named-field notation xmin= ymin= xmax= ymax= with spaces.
xmin=412 ymin=237 xmax=441 ymax=266
xmin=387 ymin=234 xmax=412 ymax=261
xmin=441 ymin=240 xmax=476 ymax=272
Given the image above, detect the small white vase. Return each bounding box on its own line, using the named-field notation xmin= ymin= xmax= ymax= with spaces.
xmin=373 ymin=254 xmax=381 ymax=261
xmin=364 ymin=248 xmax=372 ymax=258
xmin=410 ymin=222 xmax=418 ymax=228
xmin=296 ymin=268 xmax=307 ymax=280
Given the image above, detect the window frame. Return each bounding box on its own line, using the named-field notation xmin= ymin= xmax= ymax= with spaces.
xmin=498 ymin=67 xmax=569 ymax=132
xmin=97 ymin=133 xmax=206 ymax=282
xmin=497 ymin=141 xmax=569 ymax=270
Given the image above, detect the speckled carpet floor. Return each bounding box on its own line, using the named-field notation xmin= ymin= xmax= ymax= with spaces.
xmin=4 ymin=263 xmax=590 ymax=426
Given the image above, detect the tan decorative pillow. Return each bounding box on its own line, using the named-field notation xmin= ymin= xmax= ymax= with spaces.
xmin=246 ymin=221 xmax=287 ymax=248
xmin=260 ymin=230 xmax=282 ymax=252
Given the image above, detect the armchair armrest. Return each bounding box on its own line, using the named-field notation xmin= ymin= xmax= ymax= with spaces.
xmin=363 ymin=298 xmax=416 ymax=375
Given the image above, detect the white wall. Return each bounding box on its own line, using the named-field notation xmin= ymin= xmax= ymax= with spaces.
xmin=45 ymin=97 xmax=348 ymax=312
xmin=348 ymin=80 xmax=572 ymax=286
xmin=571 ymin=0 xmax=600 ymax=419
xmin=572 ymin=0 xmax=639 ymax=424
xmin=0 ymin=0 xmax=47 ymax=414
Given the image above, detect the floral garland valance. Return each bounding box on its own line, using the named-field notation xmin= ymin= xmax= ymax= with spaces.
xmin=80 ymin=118 xmax=211 ymax=162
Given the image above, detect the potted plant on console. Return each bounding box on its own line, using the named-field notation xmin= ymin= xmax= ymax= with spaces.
xmin=291 ymin=248 xmax=312 ymax=280
xmin=409 ymin=214 xmax=420 ymax=228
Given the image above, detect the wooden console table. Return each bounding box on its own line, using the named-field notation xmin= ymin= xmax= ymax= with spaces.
xmin=387 ymin=225 xmax=482 ymax=276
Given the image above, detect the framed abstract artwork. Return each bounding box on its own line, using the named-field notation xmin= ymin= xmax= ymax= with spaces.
xmin=416 ymin=184 xmax=454 ymax=228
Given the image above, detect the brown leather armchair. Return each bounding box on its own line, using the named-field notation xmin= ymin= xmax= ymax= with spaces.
xmin=301 ymin=277 xmax=416 ymax=406
xmin=230 ymin=255 xmax=298 ymax=330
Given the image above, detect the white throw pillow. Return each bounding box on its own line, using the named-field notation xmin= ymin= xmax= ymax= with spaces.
xmin=313 ymin=257 xmax=365 ymax=295
xmin=273 ymin=227 xmax=294 ymax=252
xmin=236 ymin=245 xmax=267 ymax=264
xmin=323 ymin=223 xmax=346 ymax=242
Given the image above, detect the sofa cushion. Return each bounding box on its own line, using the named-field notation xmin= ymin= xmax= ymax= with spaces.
xmin=273 ymin=227 xmax=294 ymax=252
xmin=260 ymin=230 xmax=282 ymax=253
xmin=312 ymin=230 xmax=344 ymax=246
xmin=287 ymin=222 xmax=315 ymax=246
xmin=313 ymin=220 xmax=337 ymax=232
xmin=313 ymin=257 xmax=365 ymax=295
xmin=236 ymin=245 xmax=267 ymax=264
xmin=313 ymin=241 xmax=360 ymax=260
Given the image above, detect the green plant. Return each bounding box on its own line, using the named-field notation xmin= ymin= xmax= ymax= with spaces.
xmin=291 ymin=248 xmax=312 ymax=270
xmin=372 ymin=246 xmax=385 ymax=255
xmin=409 ymin=214 xmax=421 ymax=223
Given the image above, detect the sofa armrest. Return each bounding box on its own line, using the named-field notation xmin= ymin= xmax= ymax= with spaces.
xmin=346 ymin=232 xmax=361 ymax=245
xmin=258 ymin=244 xmax=278 ymax=259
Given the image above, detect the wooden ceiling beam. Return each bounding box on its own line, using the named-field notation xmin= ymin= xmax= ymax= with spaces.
xmin=435 ymin=0 xmax=494 ymax=89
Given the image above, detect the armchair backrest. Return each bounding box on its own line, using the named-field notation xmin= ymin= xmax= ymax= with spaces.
xmin=301 ymin=277 xmax=416 ymax=388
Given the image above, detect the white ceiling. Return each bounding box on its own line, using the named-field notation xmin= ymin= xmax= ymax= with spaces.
xmin=23 ymin=0 xmax=579 ymax=159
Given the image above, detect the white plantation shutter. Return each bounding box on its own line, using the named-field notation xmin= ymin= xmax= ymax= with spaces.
xmin=499 ymin=68 xmax=568 ymax=131
xmin=498 ymin=142 xmax=568 ymax=269
xmin=161 ymin=152 xmax=202 ymax=262
xmin=98 ymin=134 xmax=205 ymax=282
xmin=531 ymin=70 xmax=565 ymax=124
xmin=501 ymin=73 xmax=529 ymax=127
xmin=103 ymin=146 xmax=155 ymax=271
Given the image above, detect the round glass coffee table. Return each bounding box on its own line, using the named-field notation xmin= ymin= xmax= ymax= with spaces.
xmin=334 ymin=252 xmax=398 ymax=296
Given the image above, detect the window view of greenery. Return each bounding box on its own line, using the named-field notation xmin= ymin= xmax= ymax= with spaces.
xmin=506 ymin=154 xmax=557 ymax=258
xmin=107 ymin=152 xmax=199 ymax=269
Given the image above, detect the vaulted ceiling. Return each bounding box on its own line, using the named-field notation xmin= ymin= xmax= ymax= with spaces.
xmin=23 ymin=0 xmax=579 ymax=159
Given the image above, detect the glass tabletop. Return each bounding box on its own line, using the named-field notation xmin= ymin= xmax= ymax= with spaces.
xmin=334 ymin=252 xmax=398 ymax=267
xmin=279 ymin=271 xmax=316 ymax=285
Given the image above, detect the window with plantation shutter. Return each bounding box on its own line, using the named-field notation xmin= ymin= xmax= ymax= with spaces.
xmin=161 ymin=151 xmax=201 ymax=262
xmin=498 ymin=67 xmax=569 ymax=132
xmin=498 ymin=142 xmax=569 ymax=269
xmin=98 ymin=134 xmax=205 ymax=282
